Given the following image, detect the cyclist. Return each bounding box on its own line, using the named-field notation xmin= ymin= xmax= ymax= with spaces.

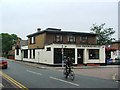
xmin=65 ymin=57 xmax=73 ymax=78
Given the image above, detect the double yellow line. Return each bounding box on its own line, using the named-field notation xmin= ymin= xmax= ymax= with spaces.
xmin=0 ymin=71 xmax=29 ymax=90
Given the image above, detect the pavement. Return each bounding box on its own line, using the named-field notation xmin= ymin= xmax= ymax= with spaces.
xmin=112 ymin=73 xmax=120 ymax=82
xmin=9 ymin=59 xmax=120 ymax=81
xmin=11 ymin=59 xmax=119 ymax=69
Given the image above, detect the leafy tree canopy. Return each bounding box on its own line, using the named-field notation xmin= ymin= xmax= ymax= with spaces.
xmin=0 ymin=33 xmax=21 ymax=57
xmin=90 ymin=23 xmax=115 ymax=45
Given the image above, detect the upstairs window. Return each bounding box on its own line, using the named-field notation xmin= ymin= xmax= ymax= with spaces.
xmin=80 ymin=36 xmax=88 ymax=41
xmin=68 ymin=35 xmax=75 ymax=42
xmin=80 ymin=36 xmax=88 ymax=43
xmin=55 ymin=35 xmax=62 ymax=42
xmin=30 ymin=37 xmax=32 ymax=44
xmin=30 ymin=37 xmax=35 ymax=44
xmin=33 ymin=37 xmax=35 ymax=43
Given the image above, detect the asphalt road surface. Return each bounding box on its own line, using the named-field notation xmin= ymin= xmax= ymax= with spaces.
xmin=2 ymin=60 xmax=119 ymax=89
xmin=0 ymin=75 xmax=19 ymax=90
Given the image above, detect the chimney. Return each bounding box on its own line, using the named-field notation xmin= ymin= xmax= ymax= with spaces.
xmin=37 ymin=28 xmax=41 ymax=32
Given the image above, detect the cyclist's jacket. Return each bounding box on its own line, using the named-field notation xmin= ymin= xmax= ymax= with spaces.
xmin=65 ymin=60 xmax=73 ymax=67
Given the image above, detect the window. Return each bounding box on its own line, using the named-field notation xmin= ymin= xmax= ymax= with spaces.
xmin=30 ymin=37 xmax=35 ymax=44
xmin=30 ymin=37 xmax=32 ymax=44
xmin=30 ymin=49 xmax=32 ymax=59
xmin=16 ymin=49 xmax=19 ymax=55
xmin=89 ymin=49 xmax=99 ymax=59
xmin=33 ymin=37 xmax=35 ymax=44
xmin=33 ymin=49 xmax=35 ymax=59
xmin=68 ymin=35 xmax=75 ymax=42
xmin=46 ymin=47 xmax=51 ymax=51
xmin=80 ymin=36 xmax=88 ymax=41
xmin=80 ymin=36 xmax=88 ymax=44
xmin=55 ymin=35 xmax=62 ymax=42
xmin=24 ymin=50 xmax=28 ymax=58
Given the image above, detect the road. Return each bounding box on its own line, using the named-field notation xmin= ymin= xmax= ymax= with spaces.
xmin=1 ymin=77 xmax=17 ymax=89
xmin=0 ymin=73 xmax=18 ymax=89
xmin=1 ymin=60 xmax=119 ymax=89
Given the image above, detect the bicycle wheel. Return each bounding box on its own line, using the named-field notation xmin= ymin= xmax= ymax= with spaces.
xmin=63 ymin=68 xmax=67 ymax=78
xmin=69 ymin=70 xmax=75 ymax=81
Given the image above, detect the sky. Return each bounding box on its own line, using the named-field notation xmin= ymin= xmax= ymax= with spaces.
xmin=0 ymin=0 xmax=119 ymax=40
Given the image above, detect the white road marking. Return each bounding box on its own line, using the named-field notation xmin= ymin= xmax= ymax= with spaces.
xmin=0 ymin=83 xmax=4 ymax=88
xmin=49 ymin=76 xmax=80 ymax=87
xmin=26 ymin=70 xmax=42 ymax=76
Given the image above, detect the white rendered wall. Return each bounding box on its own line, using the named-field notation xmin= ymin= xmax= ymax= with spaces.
xmin=36 ymin=48 xmax=53 ymax=64
xmin=15 ymin=49 xmax=22 ymax=60
xmin=16 ymin=44 xmax=105 ymax=65
xmin=15 ymin=46 xmax=28 ymax=61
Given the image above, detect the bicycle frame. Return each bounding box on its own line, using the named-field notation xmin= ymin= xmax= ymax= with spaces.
xmin=63 ymin=67 xmax=75 ymax=81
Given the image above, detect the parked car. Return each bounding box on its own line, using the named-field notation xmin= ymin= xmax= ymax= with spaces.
xmin=106 ymin=58 xmax=113 ymax=64
xmin=114 ymin=58 xmax=120 ymax=65
xmin=0 ymin=57 xmax=8 ymax=69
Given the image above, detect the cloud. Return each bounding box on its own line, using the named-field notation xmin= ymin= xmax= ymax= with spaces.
xmin=1 ymin=0 xmax=118 ymax=39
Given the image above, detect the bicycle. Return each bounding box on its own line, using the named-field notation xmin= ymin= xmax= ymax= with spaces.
xmin=63 ymin=67 xmax=75 ymax=81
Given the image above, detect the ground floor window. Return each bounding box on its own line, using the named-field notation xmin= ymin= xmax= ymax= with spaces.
xmin=54 ymin=48 xmax=75 ymax=64
xmin=16 ymin=49 xmax=19 ymax=55
xmin=64 ymin=48 xmax=75 ymax=63
xmin=54 ymin=48 xmax=62 ymax=63
xmin=29 ymin=49 xmax=32 ymax=59
xmin=24 ymin=50 xmax=28 ymax=58
xmin=33 ymin=49 xmax=35 ymax=59
xmin=89 ymin=49 xmax=99 ymax=59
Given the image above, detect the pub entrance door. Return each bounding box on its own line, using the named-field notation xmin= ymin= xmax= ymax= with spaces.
xmin=77 ymin=49 xmax=84 ymax=64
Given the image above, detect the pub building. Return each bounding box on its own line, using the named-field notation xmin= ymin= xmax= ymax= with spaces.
xmin=15 ymin=28 xmax=105 ymax=66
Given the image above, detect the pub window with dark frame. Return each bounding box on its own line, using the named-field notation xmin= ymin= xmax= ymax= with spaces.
xmin=33 ymin=49 xmax=35 ymax=59
xmin=30 ymin=49 xmax=32 ymax=59
xmin=16 ymin=49 xmax=19 ymax=55
xmin=89 ymin=49 xmax=99 ymax=59
xmin=24 ymin=50 xmax=28 ymax=58
xmin=46 ymin=47 xmax=51 ymax=51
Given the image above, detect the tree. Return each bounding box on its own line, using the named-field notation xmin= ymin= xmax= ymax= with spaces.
xmin=0 ymin=33 xmax=21 ymax=57
xmin=90 ymin=23 xmax=115 ymax=45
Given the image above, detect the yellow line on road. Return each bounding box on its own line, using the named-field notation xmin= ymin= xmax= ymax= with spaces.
xmin=0 ymin=71 xmax=29 ymax=90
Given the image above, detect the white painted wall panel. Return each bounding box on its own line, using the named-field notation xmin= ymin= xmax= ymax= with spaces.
xmin=15 ymin=49 xmax=22 ymax=60
xmin=15 ymin=44 xmax=106 ymax=65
